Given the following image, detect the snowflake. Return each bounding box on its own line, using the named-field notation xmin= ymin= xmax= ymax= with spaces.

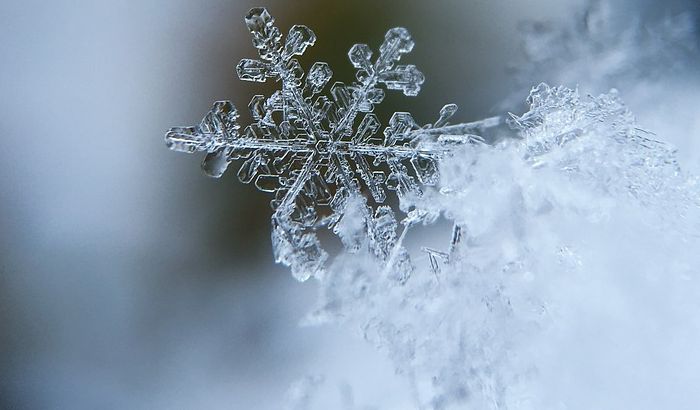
xmin=166 ymin=7 xmax=500 ymax=280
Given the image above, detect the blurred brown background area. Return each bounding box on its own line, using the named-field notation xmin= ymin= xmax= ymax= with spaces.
xmin=0 ymin=1 xmax=697 ymax=408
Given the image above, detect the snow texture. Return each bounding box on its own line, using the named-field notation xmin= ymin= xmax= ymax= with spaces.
xmin=166 ymin=7 xmax=501 ymax=281
xmin=308 ymin=84 xmax=700 ymax=409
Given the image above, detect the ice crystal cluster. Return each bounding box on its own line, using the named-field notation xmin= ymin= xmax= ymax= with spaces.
xmin=166 ymin=7 xmax=500 ymax=281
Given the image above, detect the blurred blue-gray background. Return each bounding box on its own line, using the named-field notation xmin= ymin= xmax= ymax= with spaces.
xmin=1 ymin=1 xmax=698 ymax=408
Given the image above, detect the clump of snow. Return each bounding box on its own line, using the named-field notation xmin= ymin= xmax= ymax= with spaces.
xmin=309 ymin=85 xmax=700 ymax=409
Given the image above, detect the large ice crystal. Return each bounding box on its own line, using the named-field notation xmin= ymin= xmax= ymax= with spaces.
xmin=166 ymin=7 xmax=501 ymax=281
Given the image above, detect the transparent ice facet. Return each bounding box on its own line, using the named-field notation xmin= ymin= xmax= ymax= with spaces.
xmin=245 ymin=7 xmax=281 ymax=59
xmin=284 ymin=25 xmax=316 ymax=58
xmin=305 ymin=62 xmax=333 ymax=95
xmin=377 ymin=64 xmax=425 ymax=96
xmin=348 ymin=43 xmax=373 ymax=72
xmin=202 ymin=148 xmax=230 ymax=178
xmin=237 ymin=59 xmax=268 ymax=82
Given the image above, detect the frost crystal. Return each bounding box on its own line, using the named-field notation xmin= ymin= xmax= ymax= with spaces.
xmin=166 ymin=7 xmax=501 ymax=280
